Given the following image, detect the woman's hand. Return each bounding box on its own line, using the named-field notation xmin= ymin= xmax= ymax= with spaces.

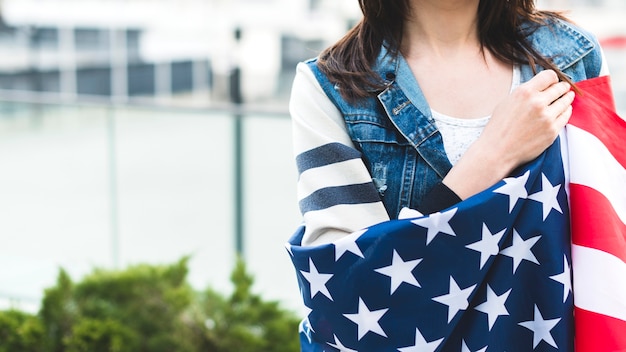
xmin=442 ymin=69 xmax=574 ymax=200
xmin=485 ymin=69 xmax=574 ymax=168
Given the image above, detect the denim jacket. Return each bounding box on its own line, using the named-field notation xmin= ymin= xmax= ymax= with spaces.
xmin=306 ymin=18 xmax=604 ymax=219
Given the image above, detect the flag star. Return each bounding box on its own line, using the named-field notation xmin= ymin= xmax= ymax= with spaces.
xmin=299 ymin=289 xmax=313 ymax=315
xmin=411 ymin=208 xmax=457 ymax=245
xmin=461 ymin=340 xmax=488 ymax=352
xmin=528 ymin=173 xmax=563 ymax=220
xmin=334 ymin=230 xmax=366 ymax=261
xmin=432 ymin=276 xmax=476 ymax=323
xmin=299 ymin=319 xmax=313 ymax=343
xmin=397 ymin=328 xmax=443 ymax=352
xmin=500 ymin=230 xmax=541 ymax=274
xmin=550 ymin=255 xmax=572 ymax=303
xmin=518 ymin=305 xmax=561 ymax=349
xmin=494 ymin=170 xmax=530 ymax=212
xmin=343 ymin=298 xmax=389 ymax=340
xmin=301 ymin=301 xmax=314 ymax=331
xmin=327 ymin=334 xmax=358 ymax=352
xmin=474 ymin=285 xmax=512 ymax=330
xmin=465 ymin=224 xmax=507 ymax=269
xmin=300 ymin=258 xmax=334 ymax=301
xmin=374 ymin=250 xmax=422 ymax=294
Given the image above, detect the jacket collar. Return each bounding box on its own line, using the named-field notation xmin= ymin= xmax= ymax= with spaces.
xmin=519 ymin=19 xmax=596 ymax=82
xmin=523 ymin=19 xmax=596 ymax=71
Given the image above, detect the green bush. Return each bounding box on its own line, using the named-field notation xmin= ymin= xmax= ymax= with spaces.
xmin=63 ymin=319 xmax=139 ymax=352
xmin=0 ymin=257 xmax=300 ymax=352
xmin=200 ymin=259 xmax=301 ymax=352
xmin=0 ymin=309 xmax=45 ymax=352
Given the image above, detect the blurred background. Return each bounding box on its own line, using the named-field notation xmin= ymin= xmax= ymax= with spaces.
xmin=0 ymin=0 xmax=624 ymax=316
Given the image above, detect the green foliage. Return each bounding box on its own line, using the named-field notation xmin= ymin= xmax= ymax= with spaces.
xmin=63 ymin=319 xmax=139 ymax=352
xmin=200 ymin=258 xmax=301 ymax=352
xmin=39 ymin=269 xmax=77 ymax=352
xmin=0 ymin=309 xmax=45 ymax=352
xmin=0 ymin=257 xmax=300 ymax=352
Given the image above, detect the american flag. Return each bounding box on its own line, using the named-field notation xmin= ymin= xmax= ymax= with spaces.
xmin=286 ymin=76 xmax=625 ymax=351
xmin=567 ymin=76 xmax=626 ymax=351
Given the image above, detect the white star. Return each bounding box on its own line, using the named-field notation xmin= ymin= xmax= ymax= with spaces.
xmin=300 ymin=291 xmax=313 ymax=316
xmin=299 ymin=319 xmax=313 ymax=343
xmin=461 ymin=340 xmax=488 ymax=352
xmin=494 ymin=170 xmax=530 ymax=212
xmin=411 ymin=208 xmax=457 ymax=245
xmin=465 ymin=223 xmax=507 ymax=269
xmin=334 ymin=230 xmax=366 ymax=261
xmin=474 ymin=285 xmax=511 ymax=330
xmin=327 ymin=334 xmax=358 ymax=352
xmin=518 ymin=305 xmax=561 ymax=349
xmin=300 ymin=258 xmax=334 ymax=301
xmin=397 ymin=328 xmax=443 ymax=352
xmin=550 ymin=255 xmax=572 ymax=303
xmin=343 ymin=298 xmax=389 ymax=340
xmin=374 ymin=250 xmax=422 ymax=294
xmin=500 ymin=230 xmax=541 ymax=274
xmin=432 ymin=276 xmax=476 ymax=323
xmin=528 ymin=174 xmax=563 ymax=220
xmin=301 ymin=300 xmax=314 ymax=332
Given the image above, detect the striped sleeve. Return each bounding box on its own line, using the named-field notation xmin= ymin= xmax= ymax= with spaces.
xmin=289 ymin=62 xmax=390 ymax=246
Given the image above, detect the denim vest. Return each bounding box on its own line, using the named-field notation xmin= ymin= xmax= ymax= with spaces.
xmin=306 ymin=19 xmax=603 ymax=219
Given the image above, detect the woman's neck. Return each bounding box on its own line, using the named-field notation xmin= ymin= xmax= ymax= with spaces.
xmin=402 ymin=0 xmax=481 ymax=59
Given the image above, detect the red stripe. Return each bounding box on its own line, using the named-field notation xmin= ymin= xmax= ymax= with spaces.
xmin=570 ymin=77 xmax=626 ymax=169
xmin=570 ymin=184 xmax=626 ymax=264
xmin=600 ymin=36 xmax=626 ymax=49
xmin=575 ymin=307 xmax=626 ymax=352
xmin=574 ymin=75 xmax=616 ymax=111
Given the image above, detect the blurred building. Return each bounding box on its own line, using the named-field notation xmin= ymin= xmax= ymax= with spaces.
xmin=0 ymin=0 xmax=623 ymax=106
xmin=0 ymin=0 xmax=358 ymax=104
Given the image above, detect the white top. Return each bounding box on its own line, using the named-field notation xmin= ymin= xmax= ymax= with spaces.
xmin=432 ymin=66 xmax=522 ymax=165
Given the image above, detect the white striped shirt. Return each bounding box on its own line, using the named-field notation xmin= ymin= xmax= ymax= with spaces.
xmin=290 ymin=63 xmax=390 ymax=246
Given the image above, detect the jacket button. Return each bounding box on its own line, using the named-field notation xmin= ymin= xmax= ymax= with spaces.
xmin=386 ymin=72 xmax=396 ymax=80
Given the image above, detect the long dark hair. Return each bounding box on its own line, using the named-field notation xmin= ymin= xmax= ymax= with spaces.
xmin=318 ymin=0 xmax=572 ymax=102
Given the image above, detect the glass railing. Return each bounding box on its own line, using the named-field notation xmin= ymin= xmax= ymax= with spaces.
xmin=0 ymin=91 xmax=304 ymax=313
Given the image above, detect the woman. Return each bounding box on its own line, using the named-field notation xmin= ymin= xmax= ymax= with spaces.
xmin=288 ymin=0 xmax=609 ymax=350
xmin=290 ymin=0 xmax=607 ymax=247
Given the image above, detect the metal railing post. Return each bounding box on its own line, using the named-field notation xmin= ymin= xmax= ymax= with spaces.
xmin=232 ymin=27 xmax=244 ymax=258
xmin=107 ymin=105 xmax=120 ymax=269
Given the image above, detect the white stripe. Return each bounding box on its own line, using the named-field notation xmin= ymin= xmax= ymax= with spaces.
xmin=297 ymin=159 xmax=376 ymax=200
xmin=567 ymin=125 xmax=626 ymax=225
xmin=302 ymin=203 xmax=390 ymax=246
xmin=290 ymin=63 xmax=354 ymax=154
xmin=572 ymin=244 xmax=626 ymax=321
xmin=559 ymin=129 xmax=571 ymax=197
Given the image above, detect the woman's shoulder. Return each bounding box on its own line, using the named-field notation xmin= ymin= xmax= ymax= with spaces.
xmin=525 ymin=16 xmax=599 ymax=53
xmin=525 ymin=16 xmax=604 ymax=78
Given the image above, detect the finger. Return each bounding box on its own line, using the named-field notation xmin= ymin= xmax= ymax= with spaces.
xmin=525 ymin=70 xmax=559 ymax=91
xmin=546 ymin=90 xmax=575 ymax=118
xmin=542 ymin=81 xmax=572 ymax=104
xmin=554 ymin=104 xmax=573 ymax=128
